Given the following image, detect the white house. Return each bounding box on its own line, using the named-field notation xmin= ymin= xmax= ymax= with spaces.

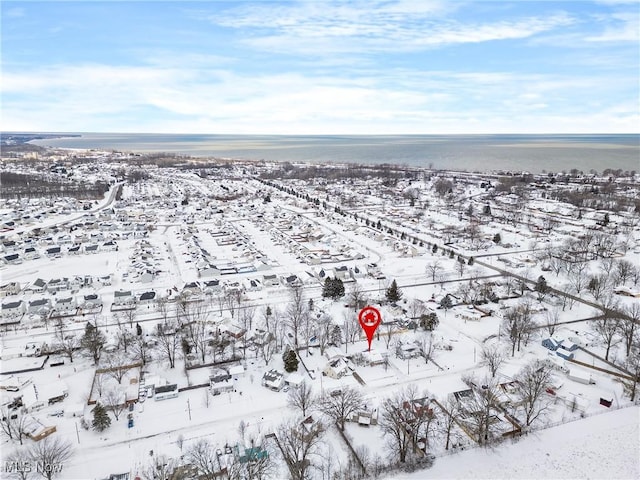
xmin=1 ymin=300 xmax=25 ymax=318
xmin=262 ymin=369 xmax=285 ymax=391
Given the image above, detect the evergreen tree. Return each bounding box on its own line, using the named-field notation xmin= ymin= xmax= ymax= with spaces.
xmin=266 ymin=305 xmax=272 ymax=317
xmin=81 ymin=321 xmax=106 ymax=365
xmin=136 ymin=323 xmax=142 ymax=336
xmin=322 ymin=277 xmax=345 ymax=301
xmin=283 ymin=349 xmax=299 ymax=373
xmin=432 ymin=244 xmax=438 ymax=254
xmin=493 ymin=233 xmax=501 ymax=244
xmin=332 ymin=278 xmax=345 ymax=300
xmin=449 ymin=250 xmax=455 ymax=259
xmin=535 ymin=275 xmax=550 ymax=300
xmin=440 ymin=295 xmax=453 ymax=311
xmin=420 ymin=312 xmax=439 ymax=331
xmin=468 ymin=256 xmax=475 ymax=266
xmin=92 ymin=403 xmax=111 ymax=432
xmin=385 ymin=279 xmax=403 ymax=304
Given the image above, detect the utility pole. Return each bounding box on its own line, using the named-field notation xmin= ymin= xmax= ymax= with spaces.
xmin=187 ymin=399 xmax=191 ymax=421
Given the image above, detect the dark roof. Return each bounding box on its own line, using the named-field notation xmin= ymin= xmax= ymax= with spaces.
xmin=2 ymin=301 xmax=22 ymax=309
xmin=140 ymin=291 xmax=156 ymax=301
xmin=29 ymin=299 xmax=49 ymax=306
xmin=155 ymin=384 xmax=178 ymax=394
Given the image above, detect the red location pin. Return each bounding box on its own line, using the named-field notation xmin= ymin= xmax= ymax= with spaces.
xmin=358 ymin=306 xmax=382 ymax=351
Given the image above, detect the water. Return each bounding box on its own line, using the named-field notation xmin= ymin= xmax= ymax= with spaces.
xmin=31 ymin=133 xmax=639 ymax=174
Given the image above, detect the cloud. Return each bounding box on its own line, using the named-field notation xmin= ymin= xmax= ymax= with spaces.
xmin=207 ymin=1 xmax=573 ymax=55
xmin=585 ymin=12 xmax=640 ymax=42
xmin=4 ymin=7 xmax=25 ymax=18
xmin=2 ymin=61 xmax=637 ymax=134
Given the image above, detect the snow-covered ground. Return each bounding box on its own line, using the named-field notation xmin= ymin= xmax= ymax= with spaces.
xmin=393 ymin=406 xmax=640 ymax=480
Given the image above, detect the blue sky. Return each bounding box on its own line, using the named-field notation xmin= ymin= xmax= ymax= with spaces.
xmin=2 ymin=1 xmax=638 ymax=134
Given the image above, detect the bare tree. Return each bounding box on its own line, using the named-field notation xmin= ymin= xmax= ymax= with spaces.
xmin=382 ymin=322 xmax=397 ymax=350
xmin=154 ymin=320 xmax=180 ymax=368
xmin=587 ymin=273 xmax=611 ymax=302
xmin=180 ymin=300 xmax=210 ymax=363
xmin=341 ymin=311 xmax=358 ymax=353
xmin=227 ymin=440 xmax=274 ymax=480
xmin=500 ymin=302 xmax=535 ymax=357
xmin=456 ymin=258 xmax=467 ymax=278
xmin=592 ymin=297 xmax=622 ymax=361
xmin=514 ymin=360 xmax=553 ymax=428
xmin=287 ymin=381 xmax=318 ymax=418
xmin=621 ymin=303 xmax=640 ymax=356
xmin=543 ymin=307 xmax=560 ymax=337
xmin=623 ymin=339 xmax=640 ymax=402
xmin=418 ymin=332 xmax=435 ymax=365
xmin=54 ymin=327 xmax=79 ymax=364
xmin=315 ymin=313 xmax=332 ymax=356
xmin=349 ymin=282 xmax=367 ymax=312
xmin=103 ymin=387 xmax=127 ymax=421
xmin=276 ymin=417 xmax=325 ymax=480
xmin=439 ymin=394 xmax=461 ymax=450
xmin=459 ymin=375 xmax=500 ymax=445
xmin=481 ymin=345 xmax=505 ymax=378
xmin=319 ymin=386 xmax=365 ymax=431
xmin=27 ymin=436 xmax=73 ymax=480
xmin=130 ymin=336 xmax=153 ymax=366
xmin=4 ymin=448 xmax=31 ymax=480
xmin=285 ymin=285 xmax=308 ymax=349
xmin=104 ymin=355 xmax=129 ymax=384
xmin=183 ymin=439 xmax=220 ymax=479
xmin=379 ymin=384 xmax=435 ymax=463
xmin=1 ymin=407 xmax=28 ymax=445
xmin=408 ymin=298 xmax=427 ymax=321
xmin=566 ymin=260 xmax=589 ymax=294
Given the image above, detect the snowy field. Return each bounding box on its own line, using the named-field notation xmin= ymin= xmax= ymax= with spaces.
xmin=394 ymin=406 xmax=640 ymax=480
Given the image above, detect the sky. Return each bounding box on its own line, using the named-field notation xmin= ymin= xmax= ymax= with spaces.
xmin=1 ymin=1 xmax=639 ymax=134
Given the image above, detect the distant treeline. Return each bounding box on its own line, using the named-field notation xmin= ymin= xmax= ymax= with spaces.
xmin=0 ymin=171 xmax=110 ymax=200
xmin=260 ymin=162 xmax=417 ymax=182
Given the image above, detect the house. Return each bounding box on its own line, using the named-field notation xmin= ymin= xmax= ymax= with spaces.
xmin=113 ymin=290 xmax=136 ymax=308
xmin=182 ymin=282 xmax=202 ymax=297
xmin=1 ymin=282 xmax=21 ymax=297
xmin=262 ymin=369 xmax=285 ymax=391
xmin=53 ymin=297 xmax=76 ymax=315
xmin=210 ymin=368 xmax=234 ymax=395
xmin=3 ymin=253 xmax=22 ymax=265
xmin=84 ymin=244 xmax=99 ymax=254
xmin=396 ymin=343 xmax=421 ymax=360
xmin=202 ymin=279 xmax=222 ymax=295
xmin=154 ymin=383 xmax=179 ymax=401
xmin=28 ymin=278 xmax=47 ymax=294
xmin=45 ymin=246 xmax=62 ymax=257
xmin=82 ymin=293 xmax=102 ymax=310
xmin=28 ymin=298 xmax=51 ymax=316
xmin=285 ymin=372 xmax=305 ymax=389
xmin=262 ymin=274 xmax=280 ymax=287
xmin=229 ymin=364 xmax=245 ymax=378
xmin=24 ymin=416 xmax=56 ymax=441
xmin=350 ymin=265 xmax=366 ymax=279
xmin=541 ymin=337 xmax=562 ymax=351
xmin=24 ymin=246 xmax=40 ymax=259
xmin=1 ymin=300 xmax=25 ymax=318
xmin=102 ymin=240 xmax=118 ymax=252
xmin=333 ymin=266 xmax=350 ymax=281
xmin=323 ymin=356 xmax=350 ymax=379
xmin=139 ymin=291 xmax=156 ymax=305
xmin=47 ymin=278 xmax=70 ymax=293
xmin=555 ymin=347 xmax=575 ymax=361
xmin=283 ymin=275 xmax=302 ymax=287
